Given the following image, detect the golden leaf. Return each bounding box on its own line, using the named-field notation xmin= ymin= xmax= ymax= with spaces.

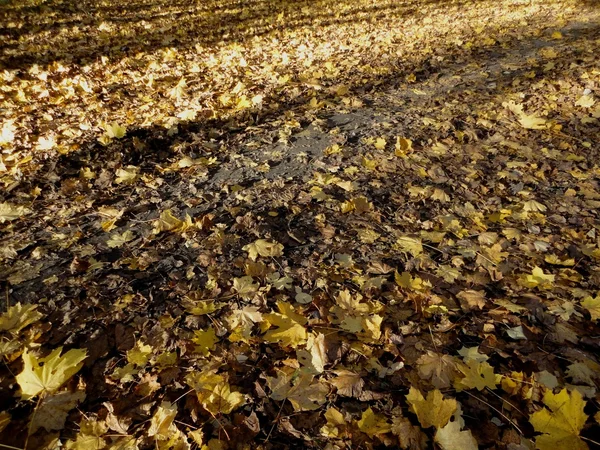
xmin=581 ymin=295 xmax=600 ymax=321
xmin=454 ymin=360 xmax=497 ymax=391
xmin=0 ymin=202 xmax=30 ymax=223
xmin=264 ymin=301 xmax=307 ymax=348
xmin=406 ymin=387 xmax=457 ymax=429
xmin=530 ymin=389 xmax=588 ymax=450
xmin=357 ymin=407 xmax=392 ymax=437
xmin=242 ymin=239 xmax=284 ymax=261
xmin=0 ymin=302 xmax=43 ymax=334
xmin=17 ymin=347 xmax=87 ymax=400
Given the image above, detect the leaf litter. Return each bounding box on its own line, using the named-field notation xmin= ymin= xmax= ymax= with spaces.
xmin=1 ymin=0 xmax=600 ymax=448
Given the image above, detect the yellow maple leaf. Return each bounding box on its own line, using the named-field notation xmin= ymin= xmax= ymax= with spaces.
xmin=395 ymin=271 xmax=431 ymax=291
xmin=242 ymin=239 xmax=284 ymax=261
xmin=581 ymin=295 xmax=600 ymax=321
xmin=503 ymin=101 xmax=547 ymax=130
xmin=186 ymin=371 xmax=245 ymax=414
xmin=395 ymin=236 xmax=423 ymax=257
xmin=114 ymin=166 xmax=139 ymax=184
xmin=530 ymin=389 xmax=588 ymax=450
xmin=0 ymin=302 xmax=43 ymax=334
xmin=320 ymin=407 xmax=347 ymax=437
xmin=17 ymin=347 xmax=87 ymax=400
xmin=374 ymin=137 xmax=387 ymax=150
xmin=232 ymin=276 xmax=259 ymax=300
xmin=455 ymin=360 xmax=497 ymax=391
xmin=395 ymin=136 xmax=413 ymax=156
xmin=435 ymin=407 xmax=478 ymax=450
xmin=148 ymin=401 xmax=177 ymax=439
xmin=406 ymin=387 xmax=457 ymax=429
xmin=267 ymin=367 xmax=328 ymax=411
xmin=520 ymin=266 xmax=555 ymax=289
xmin=106 ymin=230 xmax=135 ymax=248
xmin=65 ymin=418 xmax=108 ymax=449
xmin=152 ymin=209 xmax=193 ymax=234
xmin=264 ymin=301 xmax=307 ymax=348
xmin=103 ymin=122 xmax=127 ymax=139
xmin=192 ymin=327 xmax=218 ymax=356
xmin=357 ymin=407 xmax=392 ymax=437
xmin=126 ymin=340 xmax=153 ymax=367
xmin=0 ymin=202 xmax=30 ymax=223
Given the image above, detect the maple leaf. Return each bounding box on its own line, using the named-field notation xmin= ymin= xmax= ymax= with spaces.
xmin=374 ymin=137 xmax=387 ymax=150
xmin=114 ymin=166 xmax=139 ymax=184
xmin=0 ymin=120 xmax=16 ymax=146
xmin=395 ymin=271 xmax=431 ymax=291
xmin=503 ymin=101 xmax=548 ymax=130
xmin=391 ymin=412 xmax=429 ymax=449
xmin=530 ymin=388 xmax=588 ymax=450
xmin=103 ymin=122 xmax=127 ymax=139
xmin=0 ymin=202 xmax=30 ymax=223
xmin=455 ymin=360 xmax=497 ymax=391
xmin=267 ymin=367 xmax=328 ymax=411
xmin=406 ymin=387 xmax=457 ymax=429
xmin=243 ymin=239 xmax=284 ymax=261
xmin=581 ymin=295 xmax=600 ymax=321
xmin=126 ymin=340 xmax=153 ymax=367
xmin=457 ymin=346 xmax=488 ymax=363
xmin=320 ymin=407 xmax=347 ymax=437
xmin=296 ymin=333 xmax=327 ymax=374
xmin=416 ymin=351 xmax=459 ymax=389
xmin=17 ymin=347 xmax=87 ymax=400
xmin=65 ymin=418 xmax=108 ymax=450
xmin=395 ymin=136 xmax=413 ymax=156
xmin=186 ymin=371 xmax=245 ymax=414
xmin=434 ymin=407 xmax=478 ymax=450
xmin=30 ymin=390 xmax=86 ymax=433
xmin=263 ymin=301 xmax=307 ymax=348
xmin=148 ymin=401 xmax=177 ymax=439
xmin=523 ymin=199 xmax=547 ymax=213
xmin=456 ymin=290 xmax=487 ymax=312
xmin=192 ymin=327 xmax=218 ymax=356
xmin=106 ymin=230 xmax=135 ymax=248
xmin=152 ymin=209 xmax=193 ymax=234
xmin=226 ymin=305 xmax=262 ymax=342
xmin=520 ymin=266 xmax=555 ymax=289
xmin=357 ymin=407 xmax=392 ymax=437
xmin=232 ymin=276 xmax=260 ymax=300
xmin=0 ymin=302 xmax=43 ymax=334
xmin=183 ymin=298 xmax=221 ymax=316
xmin=395 ymin=236 xmax=423 ymax=257
xmin=330 ymin=369 xmax=365 ymax=397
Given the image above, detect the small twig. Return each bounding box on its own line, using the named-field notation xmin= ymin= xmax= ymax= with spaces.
xmin=581 ymin=436 xmax=600 ymax=447
xmin=208 ymin=410 xmax=230 ymax=441
xmin=486 ymin=387 xmax=528 ymax=418
xmin=0 ymin=444 xmax=24 ymax=450
xmin=24 ymin=394 xmax=43 ymax=450
xmin=264 ymin=398 xmax=286 ymax=443
xmin=463 ymin=391 xmax=524 ymax=435
xmin=172 ymin=388 xmax=195 ymax=404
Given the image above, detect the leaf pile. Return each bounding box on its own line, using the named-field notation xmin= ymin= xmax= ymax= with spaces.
xmin=1 ymin=0 xmax=600 ymax=448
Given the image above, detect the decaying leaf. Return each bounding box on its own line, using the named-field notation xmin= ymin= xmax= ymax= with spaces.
xmin=267 ymin=367 xmax=328 ymax=411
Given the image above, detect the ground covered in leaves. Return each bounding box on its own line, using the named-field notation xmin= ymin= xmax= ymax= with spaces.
xmin=1 ymin=0 xmax=600 ymax=448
